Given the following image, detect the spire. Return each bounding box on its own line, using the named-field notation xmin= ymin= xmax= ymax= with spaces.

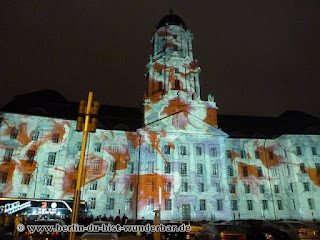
xmin=170 ymin=8 xmax=173 ymax=15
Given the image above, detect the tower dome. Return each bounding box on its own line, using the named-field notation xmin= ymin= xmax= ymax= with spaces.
xmin=157 ymin=14 xmax=187 ymax=30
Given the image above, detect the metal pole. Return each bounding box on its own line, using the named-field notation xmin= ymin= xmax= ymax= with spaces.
xmin=69 ymin=92 xmax=93 ymax=240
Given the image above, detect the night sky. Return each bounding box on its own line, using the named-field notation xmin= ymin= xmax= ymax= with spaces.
xmin=1 ymin=1 xmax=320 ymax=118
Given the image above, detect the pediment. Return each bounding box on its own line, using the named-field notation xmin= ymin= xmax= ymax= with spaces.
xmin=142 ymin=111 xmax=228 ymax=137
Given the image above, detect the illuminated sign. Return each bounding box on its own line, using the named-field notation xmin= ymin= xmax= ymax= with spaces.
xmin=0 ymin=201 xmax=31 ymax=214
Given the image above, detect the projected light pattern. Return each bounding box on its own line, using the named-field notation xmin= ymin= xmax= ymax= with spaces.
xmin=0 ymin=14 xmax=320 ymax=221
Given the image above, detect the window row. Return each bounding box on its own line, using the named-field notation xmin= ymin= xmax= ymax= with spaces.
xmin=147 ymin=144 xmax=219 ymax=157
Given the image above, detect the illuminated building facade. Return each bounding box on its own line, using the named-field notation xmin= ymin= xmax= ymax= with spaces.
xmin=0 ymin=14 xmax=320 ymax=221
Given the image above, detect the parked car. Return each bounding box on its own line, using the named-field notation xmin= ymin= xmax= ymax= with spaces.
xmin=181 ymin=220 xmax=204 ymax=235
xmin=23 ymin=219 xmax=67 ymax=240
xmin=274 ymin=221 xmax=319 ymax=240
xmin=195 ymin=222 xmax=246 ymax=240
xmin=229 ymin=220 xmax=289 ymax=240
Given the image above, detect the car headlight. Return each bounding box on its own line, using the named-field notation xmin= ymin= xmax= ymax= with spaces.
xmin=265 ymin=233 xmax=274 ymax=240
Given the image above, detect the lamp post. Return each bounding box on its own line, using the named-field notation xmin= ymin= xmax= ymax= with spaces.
xmin=69 ymin=92 xmax=99 ymax=240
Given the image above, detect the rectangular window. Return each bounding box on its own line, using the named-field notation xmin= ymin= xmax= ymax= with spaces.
xmin=308 ymin=198 xmax=315 ymax=210
xmin=262 ymin=200 xmax=268 ymax=210
xmin=0 ymin=172 xmax=8 ymax=183
xmin=271 ymin=168 xmax=278 ymax=177
xmin=165 ymin=199 xmax=172 ymax=210
xmin=147 ymin=198 xmax=154 ymax=210
xmin=277 ymin=200 xmax=283 ymax=210
xmin=146 ymin=181 xmax=155 ymax=192
xmin=44 ymin=175 xmax=53 ymax=185
xmin=52 ymin=133 xmax=59 ymax=143
xmin=92 ymin=160 xmax=101 ymax=172
xmin=40 ymin=194 xmax=49 ymax=199
xmin=198 ymin=183 xmax=205 ymax=192
xmin=26 ymin=150 xmax=35 ymax=163
xmin=287 ymin=165 xmax=291 ymax=175
xmin=292 ymin=199 xmax=296 ymax=210
xmin=174 ymin=68 xmax=179 ymax=74
xmin=180 ymin=146 xmax=187 ymax=155
xmin=231 ymin=200 xmax=238 ymax=211
xmin=240 ymin=150 xmax=246 ymax=159
xmin=89 ymin=198 xmax=96 ymax=209
xmin=94 ymin=143 xmax=101 ymax=152
xmin=269 ymin=151 xmax=274 ymax=160
xmin=200 ymin=199 xmax=206 ymax=211
xmin=112 ymin=144 xmax=119 ymax=153
xmin=126 ymin=182 xmax=133 ymax=192
xmin=247 ymin=200 xmax=253 ymax=210
xmin=125 ymin=199 xmax=133 ymax=210
xmin=147 ymin=161 xmax=154 ymax=173
xmin=290 ymin=183 xmax=294 ymax=192
xmin=296 ymin=146 xmax=302 ymax=155
xmin=228 ymin=166 xmax=234 ymax=177
xmin=127 ymin=162 xmax=134 ymax=173
xmin=164 ymin=182 xmax=171 ymax=192
xmin=90 ymin=181 xmax=98 ymax=190
xmin=257 ymin=167 xmax=263 ymax=177
xmin=300 ymin=163 xmax=306 ymax=174
xmin=197 ymin=163 xmax=203 ymax=175
xmin=159 ymin=70 xmax=163 ymax=76
xmin=229 ymin=184 xmax=236 ymax=193
xmin=10 ymin=129 xmax=18 ymax=139
xmin=4 ymin=148 xmax=13 ymax=161
xmin=106 ymin=198 xmax=114 ymax=210
xmin=48 ymin=152 xmax=56 ymax=165
xmin=243 ymin=166 xmax=248 ymax=177
xmin=274 ymin=185 xmax=279 ymax=193
xmin=110 ymin=161 xmax=116 ymax=172
xmin=255 ymin=151 xmax=260 ymax=159
xmin=316 ymin=163 xmax=320 ymax=175
xmin=214 ymin=182 xmax=221 ymax=193
xmin=311 ymin=147 xmax=317 ymax=155
xmin=148 ymin=144 xmax=155 ymax=153
xmin=181 ymin=163 xmax=187 ymax=175
xmin=210 ymin=147 xmax=218 ymax=157
xmin=226 ymin=150 xmax=231 ymax=158
xmin=259 ymin=184 xmax=265 ymax=194
xmin=303 ymin=182 xmax=310 ymax=191
xmin=21 ymin=173 xmax=31 ymax=185
xmin=164 ymin=162 xmax=171 ymax=174
xmin=174 ymin=79 xmax=180 ymax=89
xmin=164 ymin=145 xmax=170 ymax=154
xmin=18 ymin=193 xmax=27 ymax=198
xmin=181 ymin=182 xmax=188 ymax=192
xmin=107 ymin=181 xmax=116 ymax=192
xmin=77 ymin=142 xmax=82 ymax=151
xmin=212 ymin=164 xmax=219 ymax=176
xmin=245 ymin=184 xmax=250 ymax=193
xmin=32 ymin=131 xmax=40 ymax=141
xmin=126 ymin=182 xmax=134 ymax=191
xmin=196 ymin=146 xmax=202 ymax=156
xmin=217 ymin=199 xmax=223 ymax=211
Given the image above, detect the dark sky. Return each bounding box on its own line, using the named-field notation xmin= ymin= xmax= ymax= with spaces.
xmin=1 ymin=1 xmax=320 ymax=118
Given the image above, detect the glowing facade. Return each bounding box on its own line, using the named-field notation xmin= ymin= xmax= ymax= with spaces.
xmin=0 ymin=14 xmax=320 ymax=221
